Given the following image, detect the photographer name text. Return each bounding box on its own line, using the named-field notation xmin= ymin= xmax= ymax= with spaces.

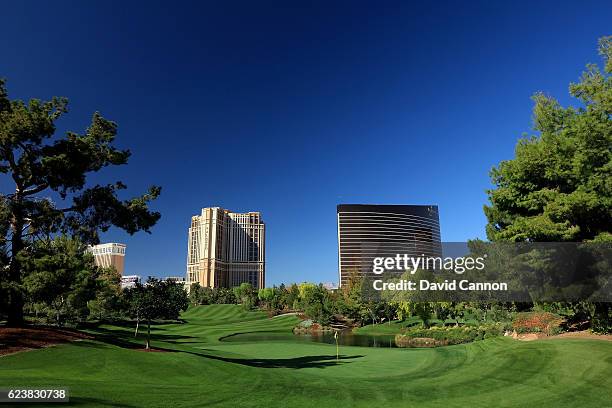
xmin=372 ymin=279 xmax=508 ymax=291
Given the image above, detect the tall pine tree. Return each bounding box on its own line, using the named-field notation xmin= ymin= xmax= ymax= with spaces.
xmin=0 ymin=80 xmax=161 ymax=326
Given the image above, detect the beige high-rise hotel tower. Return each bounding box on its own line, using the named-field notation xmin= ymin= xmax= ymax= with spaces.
xmin=186 ymin=207 xmax=265 ymax=289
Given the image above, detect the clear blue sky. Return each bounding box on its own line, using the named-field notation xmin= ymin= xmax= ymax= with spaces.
xmin=1 ymin=1 xmax=610 ymax=285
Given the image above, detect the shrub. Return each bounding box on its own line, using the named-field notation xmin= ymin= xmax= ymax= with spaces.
xmin=395 ymin=322 xmax=510 ymax=347
xmin=512 ymin=312 xmax=564 ymax=335
xmin=298 ymin=319 xmax=313 ymax=328
xmin=591 ymin=303 xmax=612 ymax=334
xmin=395 ymin=336 xmax=447 ymax=347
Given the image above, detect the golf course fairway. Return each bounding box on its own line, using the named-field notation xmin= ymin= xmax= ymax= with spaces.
xmin=1 ymin=304 xmax=610 ymax=407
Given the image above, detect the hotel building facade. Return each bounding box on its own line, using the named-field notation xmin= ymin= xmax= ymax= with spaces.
xmin=186 ymin=207 xmax=265 ymax=289
xmin=87 ymin=243 xmax=127 ymax=275
xmin=337 ymin=204 xmax=441 ymax=288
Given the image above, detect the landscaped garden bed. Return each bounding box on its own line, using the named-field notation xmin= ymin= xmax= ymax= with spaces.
xmin=512 ymin=312 xmax=564 ymax=335
xmin=292 ymin=319 xmax=335 ymax=334
xmin=0 ymin=326 xmax=92 ymax=356
xmin=395 ymin=323 xmax=510 ymax=347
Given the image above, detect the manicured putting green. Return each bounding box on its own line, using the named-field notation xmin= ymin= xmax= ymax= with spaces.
xmin=1 ymin=304 xmax=610 ymax=407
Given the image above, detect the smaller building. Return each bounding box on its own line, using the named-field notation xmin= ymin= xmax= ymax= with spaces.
xmin=162 ymin=276 xmax=189 ymax=292
xmin=163 ymin=276 xmax=186 ymax=284
xmin=87 ymin=243 xmax=127 ymax=275
xmin=322 ymin=282 xmax=339 ymax=291
xmin=120 ymin=275 xmax=140 ymax=289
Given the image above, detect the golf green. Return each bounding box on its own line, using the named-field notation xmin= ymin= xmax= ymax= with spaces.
xmin=1 ymin=305 xmax=610 ymax=407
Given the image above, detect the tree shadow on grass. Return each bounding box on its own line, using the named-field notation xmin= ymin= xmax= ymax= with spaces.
xmin=73 ymin=332 xmax=362 ymax=369
xmin=164 ymin=339 xmax=206 ymax=345
xmin=84 ymin=326 xmax=194 ymax=352
xmin=78 ymin=326 xmax=363 ymax=369
xmin=67 ymin=397 xmax=139 ymax=407
xmin=182 ymin=349 xmax=365 ymax=369
xmin=17 ymin=397 xmax=138 ymax=408
xmin=80 ymin=319 xmax=186 ymax=330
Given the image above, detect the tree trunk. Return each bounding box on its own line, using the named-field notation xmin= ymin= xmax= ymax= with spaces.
xmin=7 ymin=205 xmax=25 ymax=327
xmin=134 ymin=314 xmax=140 ymax=337
xmin=56 ymin=297 xmax=64 ymax=327
xmin=145 ymin=319 xmax=151 ymax=349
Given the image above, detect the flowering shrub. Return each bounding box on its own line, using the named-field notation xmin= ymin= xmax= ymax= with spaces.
xmin=512 ymin=312 xmax=563 ymax=335
xmin=299 ymin=319 xmax=313 ymax=328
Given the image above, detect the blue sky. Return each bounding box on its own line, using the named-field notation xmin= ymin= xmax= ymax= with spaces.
xmin=1 ymin=1 xmax=610 ymax=285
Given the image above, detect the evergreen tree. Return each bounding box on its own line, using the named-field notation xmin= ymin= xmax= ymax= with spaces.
xmin=485 ymin=37 xmax=611 ymax=242
xmin=0 ymin=80 xmax=161 ymax=325
xmin=21 ymin=236 xmax=98 ymax=326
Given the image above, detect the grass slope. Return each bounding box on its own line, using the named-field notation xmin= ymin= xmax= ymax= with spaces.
xmin=1 ymin=304 xmax=610 ymax=408
xmin=354 ymin=317 xmax=423 ymax=335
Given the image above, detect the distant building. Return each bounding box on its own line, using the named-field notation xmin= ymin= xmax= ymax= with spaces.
xmin=152 ymin=276 xmax=188 ymax=291
xmin=186 ymin=207 xmax=265 ymax=289
xmin=337 ymin=204 xmax=441 ymax=288
xmin=87 ymin=243 xmax=126 ymax=275
xmin=163 ymin=276 xmax=186 ymax=284
xmin=322 ymin=282 xmax=339 ymax=291
xmin=120 ymin=275 xmax=140 ymax=289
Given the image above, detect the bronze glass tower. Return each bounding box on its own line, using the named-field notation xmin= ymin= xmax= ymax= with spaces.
xmin=337 ymin=204 xmax=441 ymax=288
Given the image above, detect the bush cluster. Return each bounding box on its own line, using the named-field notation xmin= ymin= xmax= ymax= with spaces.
xmin=512 ymin=312 xmax=563 ymax=335
xmin=395 ymin=322 xmax=511 ymax=347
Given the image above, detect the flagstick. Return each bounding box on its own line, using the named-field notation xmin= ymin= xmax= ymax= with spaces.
xmin=334 ymin=330 xmax=339 ymax=361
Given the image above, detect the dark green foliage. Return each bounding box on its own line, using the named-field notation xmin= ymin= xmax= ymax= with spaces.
xmin=590 ymin=303 xmax=612 ymax=334
xmin=286 ymin=283 xmax=300 ymax=310
xmin=485 ymin=37 xmax=611 ymax=242
xmin=409 ymin=303 xmax=433 ymax=328
xmin=339 ymin=270 xmax=365 ymax=320
xmin=188 ymin=283 xmax=203 ymax=305
xmin=189 ymin=283 xmax=238 ymax=306
xmin=87 ymin=267 xmax=125 ymax=321
xmin=215 ymin=287 xmax=237 ymax=304
xmin=294 ymin=283 xmax=335 ymax=325
xmin=257 ymin=287 xmax=275 ymax=311
xmin=124 ymin=278 xmax=188 ymax=348
xmin=233 ymin=282 xmax=256 ymax=310
xmin=20 ymin=236 xmax=99 ymax=326
xmin=484 ymin=37 xmax=612 ymax=333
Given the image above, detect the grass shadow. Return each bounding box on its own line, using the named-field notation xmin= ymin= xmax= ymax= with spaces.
xmin=84 ymin=326 xmax=193 ymax=352
xmin=181 ymin=349 xmax=365 ymax=369
xmin=16 ymin=397 xmax=138 ymax=408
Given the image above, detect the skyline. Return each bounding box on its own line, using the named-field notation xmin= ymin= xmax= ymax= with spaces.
xmin=1 ymin=1 xmax=611 ymax=284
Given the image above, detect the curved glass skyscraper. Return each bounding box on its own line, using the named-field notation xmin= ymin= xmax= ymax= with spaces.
xmin=337 ymin=204 xmax=441 ymax=288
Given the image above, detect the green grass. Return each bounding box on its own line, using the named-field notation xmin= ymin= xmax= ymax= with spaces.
xmin=1 ymin=304 xmax=611 ymax=407
xmin=354 ymin=317 xmax=422 ymax=334
xmin=354 ymin=316 xmax=471 ymax=335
